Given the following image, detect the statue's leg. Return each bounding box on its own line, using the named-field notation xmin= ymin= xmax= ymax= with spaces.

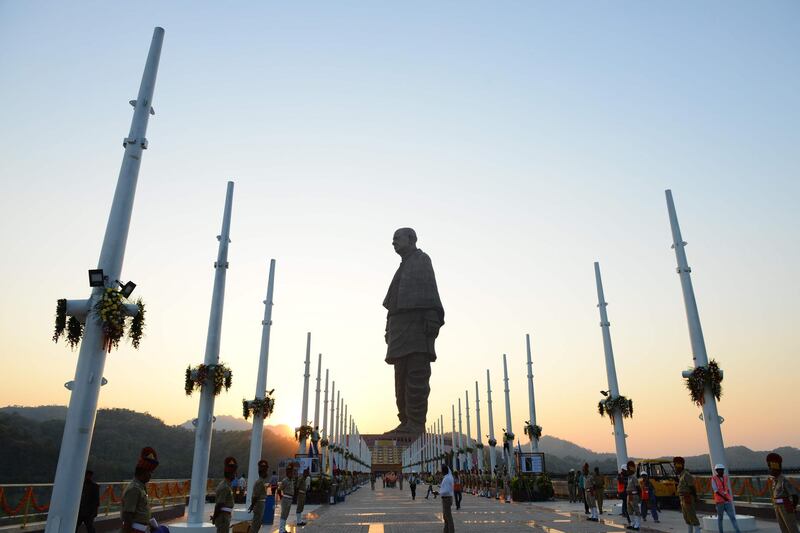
xmin=394 ymin=359 xmax=407 ymax=423
xmin=404 ymin=353 xmax=431 ymax=433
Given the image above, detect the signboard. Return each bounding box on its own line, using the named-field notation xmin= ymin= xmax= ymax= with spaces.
xmin=517 ymin=452 xmax=545 ymax=474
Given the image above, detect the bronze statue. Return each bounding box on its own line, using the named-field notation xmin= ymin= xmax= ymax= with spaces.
xmin=383 ymin=228 xmax=444 ymax=434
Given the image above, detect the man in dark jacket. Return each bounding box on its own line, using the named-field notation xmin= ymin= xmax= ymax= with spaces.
xmin=77 ymin=470 xmax=99 ymax=533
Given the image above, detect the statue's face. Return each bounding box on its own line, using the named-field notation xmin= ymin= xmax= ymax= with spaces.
xmin=392 ymin=229 xmax=412 ymax=255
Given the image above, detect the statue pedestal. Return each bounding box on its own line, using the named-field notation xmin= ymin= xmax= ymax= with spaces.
xmin=169 ymin=522 xmax=216 ymax=533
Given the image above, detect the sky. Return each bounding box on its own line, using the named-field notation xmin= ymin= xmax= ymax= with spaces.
xmin=1 ymin=1 xmax=798 ymax=458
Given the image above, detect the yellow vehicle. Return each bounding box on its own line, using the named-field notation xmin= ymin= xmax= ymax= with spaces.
xmin=636 ymin=459 xmax=679 ymax=507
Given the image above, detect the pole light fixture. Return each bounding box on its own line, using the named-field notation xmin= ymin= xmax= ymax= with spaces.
xmin=88 ymin=269 xmax=105 ymax=287
xmin=117 ymin=280 xmax=137 ymax=298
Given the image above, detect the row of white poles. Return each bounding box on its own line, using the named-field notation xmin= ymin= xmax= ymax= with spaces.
xmin=295 ymin=336 xmax=371 ymax=474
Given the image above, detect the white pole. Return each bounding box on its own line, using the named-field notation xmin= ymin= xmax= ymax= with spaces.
xmin=245 ymin=259 xmax=276 ymax=508
xmin=335 ymin=393 xmax=341 ymax=468
xmin=186 ymin=181 xmax=235 ymax=525
xmin=475 ymin=381 xmax=484 ymax=472
xmin=451 ymin=404 xmax=456 ymax=470
xmin=502 ymin=354 xmax=515 ymax=476
xmin=329 ymin=381 xmax=335 ymax=473
xmin=322 ymin=370 xmax=329 ymax=472
xmin=45 ymin=28 xmax=164 ymax=533
xmin=666 ymin=190 xmax=732 ymax=494
xmin=298 ymin=333 xmax=312 ymax=454
xmin=594 ymin=262 xmax=629 ymax=469
xmin=525 ymin=333 xmax=539 ymax=453
xmin=457 ymin=399 xmax=464 ymax=471
xmin=314 ymin=353 xmax=322 ymax=433
xmin=486 ymin=369 xmax=496 ymax=477
xmin=465 ymin=390 xmax=473 ymax=470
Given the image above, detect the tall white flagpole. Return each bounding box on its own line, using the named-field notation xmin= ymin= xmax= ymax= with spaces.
xmin=486 ymin=369 xmax=497 ymax=477
xmin=525 ymin=333 xmax=539 ymax=452
xmin=298 ymin=332 xmax=312 ymax=454
xmin=475 ymin=381 xmax=484 ymax=472
xmin=502 ymin=354 xmax=515 ymax=476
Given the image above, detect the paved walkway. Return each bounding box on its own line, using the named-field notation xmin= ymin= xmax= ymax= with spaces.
xmin=243 ymin=486 xmax=777 ymax=532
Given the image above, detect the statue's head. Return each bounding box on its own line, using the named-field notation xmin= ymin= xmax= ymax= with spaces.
xmin=392 ymin=227 xmax=417 ymax=256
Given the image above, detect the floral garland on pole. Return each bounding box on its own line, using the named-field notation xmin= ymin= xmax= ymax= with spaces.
xmin=524 ymin=421 xmax=543 ymax=441
xmin=184 ymin=363 xmax=233 ymax=396
xmin=295 ymin=424 xmax=313 ymax=442
xmin=487 ymin=437 xmax=497 ymax=447
xmin=597 ymin=395 xmax=633 ymax=424
xmin=502 ymin=431 xmax=515 ymax=444
xmin=685 ymin=360 xmax=723 ymax=406
xmin=53 ymin=293 xmax=145 ymax=351
xmin=242 ymin=390 xmax=275 ymax=420
xmin=320 ymin=438 xmax=329 ymax=448
xmin=475 ymin=443 xmax=484 ymax=450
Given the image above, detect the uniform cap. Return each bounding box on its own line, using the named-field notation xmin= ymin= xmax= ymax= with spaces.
xmin=714 ymin=464 xmax=725 ymax=470
xmin=258 ymin=460 xmax=268 ymax=469
xmin=673 ymin=456 xmax=685 ymax=466
xmin=224 ymin=456 xmax=238 ymax=474
xmin=766 ymin=452 xmax=782 ymax=469
xmin=137 ymin=447 xmax=159 ymax=471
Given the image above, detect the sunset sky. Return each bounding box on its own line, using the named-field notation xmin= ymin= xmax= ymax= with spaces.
xmin=1 ymin=1 xmax=798 ymax=458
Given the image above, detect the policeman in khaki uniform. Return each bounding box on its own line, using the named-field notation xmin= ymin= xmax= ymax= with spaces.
xmin=247 ymin=460 xmax=269 ymax=533
xmin=583 ymin=463 xmax=599 ymax=522
xmin=768 ymin=453 xmax=799 ymax=533
xmin=674 ymin=456 xmax=701 ymax=533
xmin=625 ymin=461 xmax=642 ymax=531
xmin=212 ymin=457 xmax=237 ymax=533
xmin=294 ymin=468 xmax=310 ymax=527
xmin=121 ymin=447 xmax=160 ymax=533
xmin=277 ymin=463 xmax=296 ymax=533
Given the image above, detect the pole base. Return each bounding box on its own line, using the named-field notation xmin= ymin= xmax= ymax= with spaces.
xmin=701 ymin=514 xmax=757 ymax=531
xmin=169 ymin=522 xmax=217 ymax=533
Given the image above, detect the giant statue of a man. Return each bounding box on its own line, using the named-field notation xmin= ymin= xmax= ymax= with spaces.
xmin=383 ymin=227 xmax=444 ymax=434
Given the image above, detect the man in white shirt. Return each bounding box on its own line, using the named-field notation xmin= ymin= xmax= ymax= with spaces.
xmin=438 ymin=464 xmax=455 ymax=533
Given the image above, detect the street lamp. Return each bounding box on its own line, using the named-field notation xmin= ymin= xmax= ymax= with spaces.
xmin=88 ymin=269 xmax=105 ymax=287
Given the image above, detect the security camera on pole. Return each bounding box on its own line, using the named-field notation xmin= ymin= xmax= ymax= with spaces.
xmin=665 ymin=190 xmax=756 ymax=532
xmin=45 ymin=28 xmax=163 ymax=533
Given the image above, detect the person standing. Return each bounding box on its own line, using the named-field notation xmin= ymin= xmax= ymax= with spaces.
xmin=567 ymin=469 xmax=577 ymax=503
xmin=767 ymin=453 xmax=799 ymax=533
xmin=277 ymin=464 xmax=296 ymax=533
xmin=212 ymin=457 xmax=237 ymax=533
xmin=399 ymin=472 xmax=404 ymax=490
xmin=121 ymin=447 xmax=159 ymax=533
xmin=583 ymin=464 xmax=599 ymax=522
xmin=370 ymin=473 xmax=376 ymax=490
xmin=617 ymin=466 xmax=631 ymax=525
xmin=711 ymin=464 xmax=741 ymax=533
xmin=453 ymin=471 xmax=462 ymax=510
xmin=503 ymin=470 xmax=511 ymax=503
xmin=426 ymin=472 xmax=437 ymax=499
xmin=409 ymin=473 xmax=418 ymax=500
xmin=76 ymin=470 xmax=99 ymax=533
xmin=639 ymin=472 xmax=659 ymax=523
xmin=625 ymin=461 xmax=642 ymax=531
xmin=248 ymin=460 xmax=269 ymax=533
xmin=593 ymin=467 xmax=606 ymax=515
xmin=576 ymin=467 xmax=589 ymax=514
xmin=438 ymin=464 xmax=455 ymax=533
xmin=295 ymin=468 xmax=310 ymax=527
xmin=675 ymin=456 xmax=701 ymax=533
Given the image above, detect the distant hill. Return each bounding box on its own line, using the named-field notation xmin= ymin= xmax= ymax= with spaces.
xmin=0 ymin=407 xmax=298 ymax=483
xmin=2 ymin=406 xmax=797 ymax=481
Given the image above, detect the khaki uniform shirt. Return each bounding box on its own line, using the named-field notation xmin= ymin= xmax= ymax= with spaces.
xmin=626 ymin=475 xmax=641 ymax=501
xmin=215 ymin=480 xmax=234 ymax=508
xmin=677 ymin=470 xmax=696 ymax=498
xmin=252 ymin=476 xmax=268 ymax=503
xmin=584 ymin=473 xmax=595 ymax=495
xmin=296 ymin=476 xmax=310 ymax=495
xmin=121 ymin=479 xmax=150 ymax=524
xmin=279 ymin=477 xmax=295 ymax=497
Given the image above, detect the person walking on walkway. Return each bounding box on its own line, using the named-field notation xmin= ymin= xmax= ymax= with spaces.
xmin=767 ymin=453 xmax=798 ymax=533
xmin=295 ymin=468 xmax=310 ymax=527
xmin=77 ymin=470 xmax=99 ymax=533
xmin=409 ymin=473 xmax=418 ymax=500
xmin=639 ymin=472 xmax=659 ymax=523
xmin=583 ymin=464 xmax=599 ymax=522
xmin=438 ymin=464 xmax=455 ymax=533
xmin=425 ymin=472 xmax=438 ymax=499
xmin=712 ymin=464 xmax=741 ymax=533
xmin=370 ymin=473 xmax=376 ymax=490
xmin=567 ymin=469 xmax=577 ymax=503
xmin=675 ymin=456 xmax=701 ymax=533
xmin=576 ymin=467 xmax=589 ymax=514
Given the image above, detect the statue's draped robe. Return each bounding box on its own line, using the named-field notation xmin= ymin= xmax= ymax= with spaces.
xmin=384 ymin=249 xmax=444 ymax=362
